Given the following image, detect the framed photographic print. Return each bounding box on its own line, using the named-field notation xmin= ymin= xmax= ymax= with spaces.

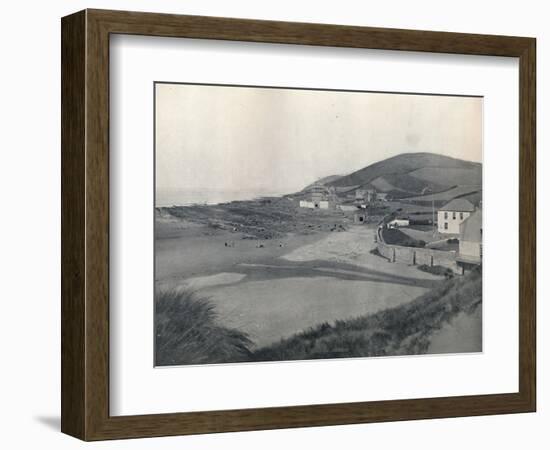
xmin=61 ymin=9 xmax=536 ymax=440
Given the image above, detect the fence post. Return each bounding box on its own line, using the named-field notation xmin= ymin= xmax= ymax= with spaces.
xmin=430 ymin=255 xmax=434 ymax=267
xmin=413 ymin=251 xmax=416 ymax=265
xmin=392 ymin=248 xmax=396 ymax=263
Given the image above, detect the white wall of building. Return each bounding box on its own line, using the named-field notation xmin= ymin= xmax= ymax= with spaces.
xmin=299 ymin=200 xmax=315 ymax=209
xmin=388 ymin=219 xmax=410 ymax=228
xmin=459 ymin=240 xmax=482 ymax=262
xmin=438 ymin=210 xmax=471 ymax=234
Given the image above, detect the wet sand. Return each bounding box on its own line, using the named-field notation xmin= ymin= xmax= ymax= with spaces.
xmin=155 ymin=223 xmax=328 ymax=288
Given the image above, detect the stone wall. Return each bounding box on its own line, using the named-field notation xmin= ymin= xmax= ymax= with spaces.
xmin=376 ymin=233 xmax=462 ymax=274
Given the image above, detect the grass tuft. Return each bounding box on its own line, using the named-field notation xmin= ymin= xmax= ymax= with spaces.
xmin=155 ymin=289 xmax=253 ymax=366
xmin=417 ymin=264 xmax=455 ymax=278
xmin=155 ymin=270 xmax=482 ymax=365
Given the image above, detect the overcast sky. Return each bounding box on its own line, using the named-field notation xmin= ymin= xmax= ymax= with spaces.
xmin=155 ymin=83 xmax=482 ymax=195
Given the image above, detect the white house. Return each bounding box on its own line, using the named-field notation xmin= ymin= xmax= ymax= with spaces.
xmin=299 ymin=183 xmax=337 ymax=209
xmin=387 ymin=219 xmax=410 ymax=229
xmin=437 ymin=198 xmax=475 ymax=234
xmin=458 ymin=208 xmax=482 ymax=264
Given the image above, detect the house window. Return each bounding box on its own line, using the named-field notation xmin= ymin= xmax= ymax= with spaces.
xmin=460 ymin=212 xmax=464 ymax=220
xmin=444 ymin=222 xmax=448 ymax=230
xmin=444 ymin=212 xmax=448 ymax=220
xmin=452 ymin=212 xmax=456 ymax=220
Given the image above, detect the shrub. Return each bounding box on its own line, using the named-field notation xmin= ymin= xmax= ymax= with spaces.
xmin=155 ymin=289 xmax=253 ymax=366
xmin=417 ymin=264 xmax=454 ymax=278
xmin=382 ymin=227 xmax=426 ymax=248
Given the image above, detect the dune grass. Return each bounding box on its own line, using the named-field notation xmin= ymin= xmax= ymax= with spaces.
xmin=417 ymin=264 xmax=455 ymax=278
xmin=155 ymin=269 xmax=481 ymax=365
xmin=155 ymin=289 xmax=253 ymax=366
xmin=252 ymin=268 xmax=481 ymax=362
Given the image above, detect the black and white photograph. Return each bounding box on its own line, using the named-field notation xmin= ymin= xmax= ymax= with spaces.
xmin=2 ymin=1 xmax=543 ymax=447
xmin=154 ymin=83 xmax=483 ymax=366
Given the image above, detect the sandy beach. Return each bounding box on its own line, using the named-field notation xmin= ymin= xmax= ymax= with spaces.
xmin=156 ymin=219 xmax=442 ymax=347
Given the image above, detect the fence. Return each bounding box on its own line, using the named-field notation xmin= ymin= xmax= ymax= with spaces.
xmin=376 ymin=227 xmax=462 ymax=274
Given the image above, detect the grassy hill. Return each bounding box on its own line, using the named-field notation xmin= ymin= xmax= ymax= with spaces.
xmin=325 ymin=152 xmax=481 ymax=199
xmin=303 ymin=174 xmax=343 ymax=190
xmin=409 ymin=166 xmax=482 ymax=186
xmin=404 ymin=185 xmax=482 ymax=206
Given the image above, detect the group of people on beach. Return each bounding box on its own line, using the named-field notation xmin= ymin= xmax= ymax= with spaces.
xmin=223 ymin=241 xmax=285 ymax=249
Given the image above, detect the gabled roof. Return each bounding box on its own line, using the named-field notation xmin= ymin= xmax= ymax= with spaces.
xmin=440 ymin=198 xmax=475 ymax=212
xmin=460 ymin=208 xmax=482 ymax=242
xmin=308 ymin=184 xmax=330 ymax=194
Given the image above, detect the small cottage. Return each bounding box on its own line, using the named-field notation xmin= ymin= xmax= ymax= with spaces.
xmin=299 ymin=200 xmax=315 ymax=209
xmin=299 ymin=183 xmax=335 ymax=209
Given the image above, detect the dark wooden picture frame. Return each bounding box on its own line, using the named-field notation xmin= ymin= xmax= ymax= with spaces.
xmin=61 ymin=9 xmax=536 ymax=441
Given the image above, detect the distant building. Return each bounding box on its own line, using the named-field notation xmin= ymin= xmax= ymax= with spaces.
xmin=458 ymin=209 xmax=482 ymax=264
xmin=354 ymin=212 xmax=367 ymax=223
xmin=299 ymin=200 xmax=315 ymax=209
xmin=377 ymin=192 xmax=389 ymax=202
xmin=437 ymin=198 xmax=475 ymax=234
xmin=366 ymin=189 xmax=377 ymax=203
xmin=338 ymin=204 xmax=359 ymax=212
xmin=387 ymin=219 xmax=410 ymax=229
xmin=299 ymin=183 xmax=335 ymax=209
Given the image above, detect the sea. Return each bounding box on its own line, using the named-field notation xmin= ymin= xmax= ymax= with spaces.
xmin=155 ymin=189 xmax=286 ymax=207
